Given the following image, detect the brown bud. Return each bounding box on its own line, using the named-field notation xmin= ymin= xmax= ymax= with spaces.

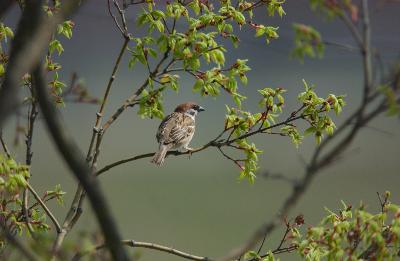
xmin=295 ymin=214 xmax=305 ymax=226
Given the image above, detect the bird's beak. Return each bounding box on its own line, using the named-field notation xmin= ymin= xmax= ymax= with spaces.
xmin=198 ymin=106 xmax=205 ymax=112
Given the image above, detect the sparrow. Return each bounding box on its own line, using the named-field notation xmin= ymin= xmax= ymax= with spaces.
xmin=151 ymin=102 xmax=205 ymax=166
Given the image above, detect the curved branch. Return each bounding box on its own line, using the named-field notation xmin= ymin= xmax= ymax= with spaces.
xmin=338 ymin=12 xmax=363 ymax=50
xmin=0 ymin=131 xmax=11 ymax=158
xmin=72 ymin=239 xmax=213 ymax=261
xmin=32 ymin=65 xmax=129 ymax=261
xmin=107 ymin=0 xmax=128 ymax=38
xmin=96 ymin=112 xmax=306 ymax=176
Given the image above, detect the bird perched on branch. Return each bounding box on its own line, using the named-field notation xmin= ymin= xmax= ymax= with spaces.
xmin=151 ymin=102 xmax=205 ymax=166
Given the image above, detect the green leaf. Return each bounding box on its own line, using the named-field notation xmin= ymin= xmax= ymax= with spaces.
xmin=255 ymin=27 xmax=265 ymax=37
xmin=239 ymin=74 xmax=248 ymax=85
xmin=154 ymin=20 xmax=164 ymax=33
xmin=49 ymin=39 xmax=64 ymax=55
xmin=188 ymin=0 xmax=200 ymax=15
xmin=304 ymin=126 xmax=316 ymax=135
xmin=148 ymin=48 xmax=158 ymax=58
xmin=244 ymin=251 xmax=260 ymax=259
xmin=4 ymin=26 xmax=14 ymax=38
xmin=193 ymin=79 xmax=204 ymax=91
xmin=277 ymin=6 xmax=286 ymax=17
xmin=0 ymin=63 xmax=5 ymax=77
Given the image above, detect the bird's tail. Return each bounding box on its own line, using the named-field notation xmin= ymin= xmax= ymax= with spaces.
xmin=151 ymin=144 xmax=169 ymax=166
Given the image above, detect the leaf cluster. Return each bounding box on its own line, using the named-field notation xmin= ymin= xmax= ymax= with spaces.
xmin=292 ymin=23 xmax=324 ymax=62
xmin=0 ymin=23 xmax=14 ymax=78
xmin=309 ymin=0 xmax=359 ymax=21
xmin=129 ymin=0 xmax=285 ymax=119
xmin=221 ymin=81 xmax=344 ymax=182
xmin=300 ymin=80 xmax=345 ymax=144
xmin=292 ymin=196 xmax=400 ymax=260
xmin=0 ymin=155 xmax=65 ymax=245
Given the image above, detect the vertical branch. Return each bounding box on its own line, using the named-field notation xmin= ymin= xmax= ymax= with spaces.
xmin=361 ymin=0 xmax=372 ymax=102
xmin=52 ymin=29 xmax=130 ymax=258
xmin=25 ymin=99 xmax=38 ymax=166
xmin=108 ymin=0 xmax=129 ymax=38
xmin=32 ymin=64 xmax=129 ymax=261
xmin=0 ymin=130 xmax=11 ymax=158
xmin=22 ymin=92 xmax=39 ymax=238
xmin=86 ymin=38 xmax=129 ymax=162
xmin=339 ymin=12 xmax=363 ymax=50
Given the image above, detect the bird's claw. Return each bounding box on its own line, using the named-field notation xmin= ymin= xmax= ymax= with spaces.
xmin=184 ymin=147 xmax=194 ymax=159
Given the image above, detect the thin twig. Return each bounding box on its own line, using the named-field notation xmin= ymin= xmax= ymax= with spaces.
xmin=338 ymin=12 xmax=363 ymax=50
xmin=26 ymin=183 xmax=62 ymax=233
xmin=107 ymin=0 xmax=127 ymax=38
xmin=261 ymin=171 xmax=297 ymax=186
xmin=72 ymin=239 xmax=214 ymax=261
xmin=86 ymin=38 xmax=129 ymax=163
xmin=376 ymin=191 xmax=389 ymax=213
xmin=256 ymin=230 xmax=267 ymax=255
xmin=323 ymin=40 xmax=358 ymax=52
xmin=0 ymin=130 xmax=11 ymax=158
xmin=102 ymin=49 xmax=171 ymax=131
xmin=112 ymin=0 xmax=128 ymax=34
xmin=22 ymin=91 xmax=39 ymax=237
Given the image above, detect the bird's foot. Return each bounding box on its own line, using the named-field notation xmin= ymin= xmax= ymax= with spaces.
xmin=184 ymin=146 xmax=194 ymax=159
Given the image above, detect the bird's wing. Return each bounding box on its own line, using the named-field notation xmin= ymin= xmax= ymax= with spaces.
xmin=156 ymin=113 xmax=195 ymax=145
xmin=156 ymin=113 xmax=176 ymax=143
xmin=168 ymin=115 xmax=195 ymax=144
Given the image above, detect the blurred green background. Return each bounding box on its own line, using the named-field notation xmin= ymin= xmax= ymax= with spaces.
xmin=2 ymin=1 xmax=400 ymax=260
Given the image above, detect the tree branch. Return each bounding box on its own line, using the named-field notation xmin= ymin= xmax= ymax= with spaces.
xmin=361 ymin=0 xmax=373 ymax=103
xmin=217 ymin=3 xmax=400 ymax=259
xmin=102 ymin=49 xmax=171 ymax=132
xmin=26 ymin=183 xmax=62 ymax=233
xmin=338 ymin=12 xmax=364 ymax=50
xmin=0 ymin=130 xmax=11 ymax=158
xmin=32 ymin=65 xmax=129 ymax=261
xmin=107 ymin=0 xmax=129 ymax=38
xmin=23 ymin=92 xmax=39 ymax=238
xmin=72 ymin=239 xmax=214 ymax=261
xmin=51 ymin=34 xmax=131 ymax=258
xmin=95 ymin=110 xmax=308 ymax=176
xmin=86 ymin=38 xmax=129 ymax=163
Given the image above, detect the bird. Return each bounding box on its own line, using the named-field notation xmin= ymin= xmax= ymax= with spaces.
xmin=151 ymin=102 xmax=205 ymax=166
